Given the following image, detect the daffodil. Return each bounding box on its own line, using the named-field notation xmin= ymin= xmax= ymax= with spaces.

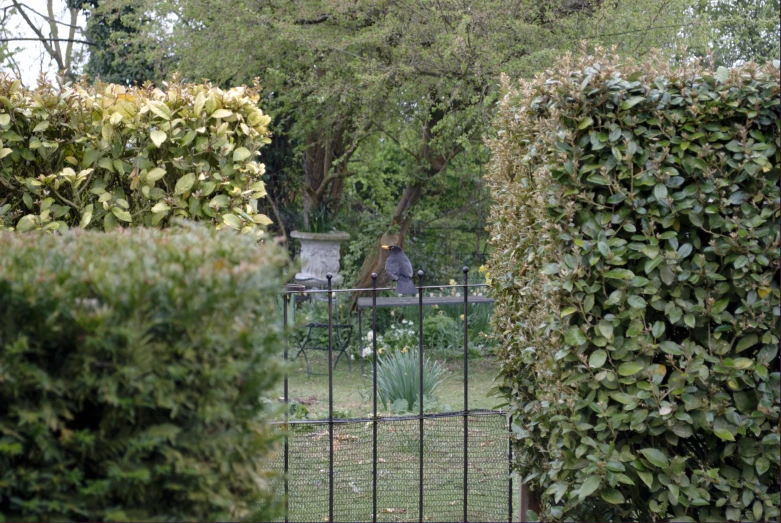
xmin=479 ymin=265 xmax=487 ymax=273
xmin=460 ymin=314 xmax=465 ymax=321
xmin=401 ymin=346 xmax=408 ymax=353
xmin=449 ymin=279 xmax=456 ymax=286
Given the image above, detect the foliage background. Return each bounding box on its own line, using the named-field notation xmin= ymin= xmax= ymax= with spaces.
xmin=78 ymin=0 xmax=757 ymax=287
xmin=486 ymin=52 xmax=779 ymax=521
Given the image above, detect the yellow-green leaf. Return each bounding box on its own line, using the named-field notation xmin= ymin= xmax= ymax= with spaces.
xmin=222 ymin=213 xmax=242 ymax=229
xmin=147 ymin=167 xmax=166 ymax=182
xmin=16 ymin=214 xmax=37 ymax=232
xmin=175 ymin=173 xmax=196 ymax=195
xmin=253 ymin=213 xmax=273 ymax=225
xmin=111 ymin=207 xmax=132 ymax=222
xmin=578 ymin=117 xmax=594 ymax=130
xmin=80 ymin=205 xmax=93 ymax=228
xmin=148 ymin=101 xmax=172 ymax=120
xmin=561 ymin=307 xmax=578 ymax=318
xmin=233 ymin=147 xmax=251 ymax=162
xmin=211 ymin=109 xmax=233 ymax=119
xmin=150 ymin=130 xmax=167 ymax=147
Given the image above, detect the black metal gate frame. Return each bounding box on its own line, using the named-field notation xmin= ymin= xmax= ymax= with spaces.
xmin=281 ymin=269 xmax=513 ymax=523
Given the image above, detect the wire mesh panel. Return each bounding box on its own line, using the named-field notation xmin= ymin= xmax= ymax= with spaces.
xmin=278 ymin=278 xmax=509 ymax=522
xmin=269 ymin=412 xmax=509 ymax=522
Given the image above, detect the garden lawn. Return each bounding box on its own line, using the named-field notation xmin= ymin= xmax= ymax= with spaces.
xmin=274 ymin=352 xmax=502 ymax=420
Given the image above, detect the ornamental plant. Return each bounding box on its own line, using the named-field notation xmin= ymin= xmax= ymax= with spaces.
xmin=0 ymin=225 xmax=289 ymax=521
xmin=372 ymin=349 xmax=448 ymax=412
xmin=0 ymin=75 xmax=272 ymax=235
xmin=486 ymin=51 xmax=779 ymax=522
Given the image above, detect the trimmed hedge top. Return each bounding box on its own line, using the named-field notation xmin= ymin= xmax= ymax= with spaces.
xmin=486 ymin=52 xmax=779 ymax=522
xmin=0 ymin=225 xmax=289 ymax=521
xmin=0 ymin=76 xmax=273 ymax=235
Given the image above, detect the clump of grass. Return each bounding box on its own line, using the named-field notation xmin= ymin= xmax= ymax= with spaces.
xmin=371 ymin=349 xmax=448 ymax=412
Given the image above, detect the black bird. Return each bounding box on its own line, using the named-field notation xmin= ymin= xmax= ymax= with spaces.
xmin=382 ymin=245 xmax=416 ymax=295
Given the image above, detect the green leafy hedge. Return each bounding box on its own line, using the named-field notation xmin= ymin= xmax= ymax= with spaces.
xmin=0 ymin=75 xmax=273 ymax=235
xmin=486 ymin=52 xmax=779 ymax=521
xmin=0 ymin=225 xmax=289 ymax=521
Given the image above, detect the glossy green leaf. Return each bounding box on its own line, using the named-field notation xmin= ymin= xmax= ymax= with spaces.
xmin=601 ymin=489 xmax=625 ymax=504
xmin=566 ymin=327 xmax=587 ymax=346
xmin=639 ymin=448 xmax=669 ymax=468
xmin=578 ymin=475 xmax=601 ymax=499
xmin=735 ymin=334 xmax=758 ymax=353
xmin=589 ymin=350 xmax=607 ymax=369
xmin=618 ymin=361 xmax=644 ymax=376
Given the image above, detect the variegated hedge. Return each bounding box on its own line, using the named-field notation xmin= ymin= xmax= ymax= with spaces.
xmin=486 ymin=52 xmax=779 ymax=522
xmin=0 ymin=76 xmax=273 ymax=235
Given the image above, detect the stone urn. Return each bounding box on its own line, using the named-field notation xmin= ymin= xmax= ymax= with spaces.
xmin=290 ymin=230 xmax=351 ymax=287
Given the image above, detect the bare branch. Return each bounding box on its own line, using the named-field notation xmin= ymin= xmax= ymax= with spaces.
xmin=5 ymin=1 xmax=84 ymax=30
xmin=64 ymin=6 xmax=78 ymax=72
xmin=10 ymin=0 xmax=62 ymax=70
xmin=46 ymin=0 xmax=64 ymax=71
xmin=0 ymin=37 xmax=94 ymax=45
xmin=295 ymin=15 xmax=329 ymax=25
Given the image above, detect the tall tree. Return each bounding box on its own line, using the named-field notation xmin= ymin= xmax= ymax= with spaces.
xmin=82 ymin=0 xmax=165 ymax=85
xmin=697 ymin=0 xmax=780 ymax=66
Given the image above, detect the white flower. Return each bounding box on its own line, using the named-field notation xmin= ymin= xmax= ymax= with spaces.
xmin=365 ymin=330 xmax=373 ymax=341
xmin=361 ymin=347 xmax=373 ymax=358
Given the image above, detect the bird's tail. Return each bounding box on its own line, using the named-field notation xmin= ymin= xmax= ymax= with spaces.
xmin=396 ymin=276 xmax=417 ymax=295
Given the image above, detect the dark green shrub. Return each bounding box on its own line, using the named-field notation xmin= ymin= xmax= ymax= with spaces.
xmin=486 ymin=52 xmax=779 ymax=521
xmin=0 ymin=225 xmax=289 ymax=521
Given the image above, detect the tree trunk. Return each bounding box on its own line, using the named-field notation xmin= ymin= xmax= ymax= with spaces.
xmin=350 ymin=184 xmax=422 ymax=305
xmin=302 ymin=126 xmax=350 ymax=228
xmin=349 ymin=94 xmax=461 ymax=303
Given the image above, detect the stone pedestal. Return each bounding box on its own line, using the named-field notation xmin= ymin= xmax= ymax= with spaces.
xmin=290 ymin=230 xmax=350 ymax=287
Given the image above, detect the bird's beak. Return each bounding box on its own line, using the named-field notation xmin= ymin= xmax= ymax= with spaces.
xmin=381 ymin=245 xmax=390 ymax=250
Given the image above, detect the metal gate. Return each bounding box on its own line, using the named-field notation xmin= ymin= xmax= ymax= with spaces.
xmin=274 ymin=269 xmax=513 ymax=522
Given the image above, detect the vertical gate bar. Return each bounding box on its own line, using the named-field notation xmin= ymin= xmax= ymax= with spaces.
xmin=358 ymin=308 xmax=363 ymax=375
xmin=371 ymin=273 xmax=378 ymax=523
xmin=283 ymin=292 xmax=290 ymax=523
xmin=327 ymin=274 xmax=334 ymax=523
xmin=462 ymin=266 xmax=469 ymax=523
xmin=417 ymin=270 xmax=424 ymax=523
xmin=509 ymin=414 xmax=513 ymax=523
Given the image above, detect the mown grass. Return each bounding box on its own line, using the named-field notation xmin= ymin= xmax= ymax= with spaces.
xmin=274 ymin=351 xmax=502 ymax=419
